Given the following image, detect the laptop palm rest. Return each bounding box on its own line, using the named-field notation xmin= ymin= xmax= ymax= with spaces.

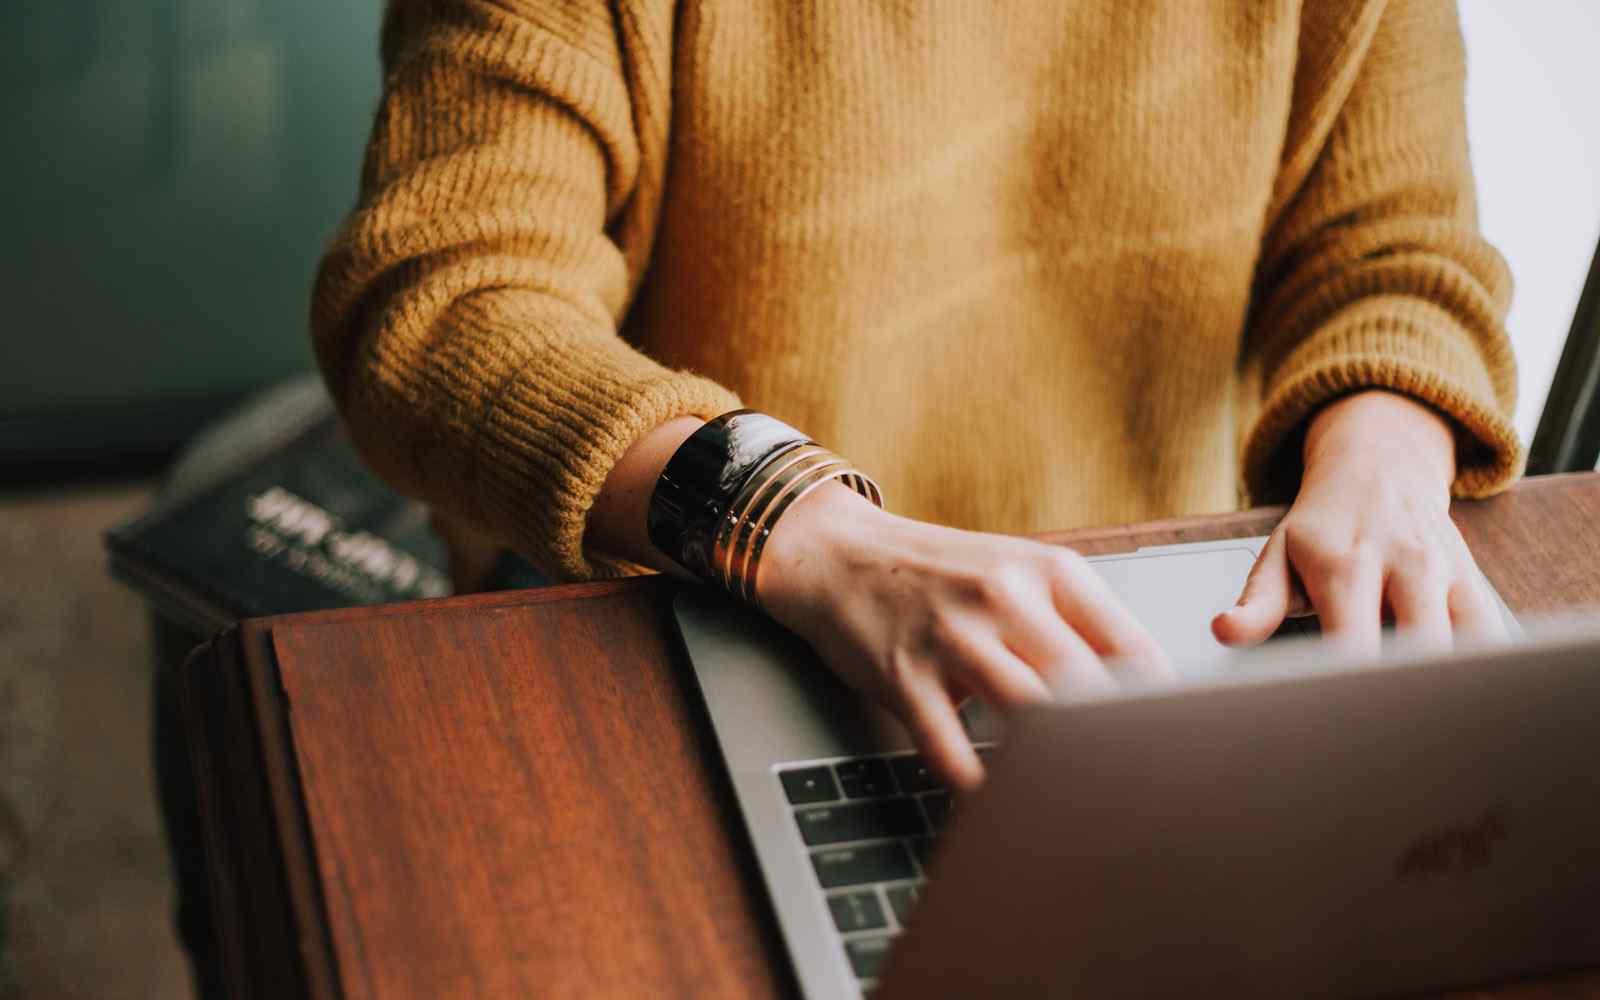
xmin=674 ymin=539 xmax=1265 ymax=774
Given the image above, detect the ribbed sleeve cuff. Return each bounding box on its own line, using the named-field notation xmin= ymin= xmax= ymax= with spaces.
xmin=470 ymin=326 xmax=742 ymax=582
xmin=1242 ymin=297 xmax=1522 ymax=505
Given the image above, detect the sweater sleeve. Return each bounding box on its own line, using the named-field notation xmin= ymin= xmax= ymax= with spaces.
xmin=1239 ymin=0 xmax=1520 ymax=505
xmin=310 ymin=0 xmax=740 ymax=581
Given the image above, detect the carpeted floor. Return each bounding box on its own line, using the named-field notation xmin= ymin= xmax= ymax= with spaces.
xmin=0 ymin=479 xmax=190 ymax=1000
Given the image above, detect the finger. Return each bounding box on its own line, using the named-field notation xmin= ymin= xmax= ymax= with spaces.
xmin=1448 ymin=573 xmax=1509 ymax=643
xmin=994 ymin=600 xmax=1109 ymax=688
xmin=952 ymin=631 xmax=1056 ymax=710
xmin=1048 ymin=658 xmax=1121 ymax=700
xmin=979 ymin=571 xmax=1124 ymax=694
xmin=1303 ymin=549 xmax=1384 ymax=655
xmin=1014 ymin=623 xmax=1119 ymax=700
xmin=1212 ymin=530 xmax=1292 ymax=647
xmin=897 ymin=679 xmax=984 ymax=793
xmin=1386 ymin=566 xmax=1453 ymax=651
xmin=1048 ymin=558 xmax=1173 ymax=678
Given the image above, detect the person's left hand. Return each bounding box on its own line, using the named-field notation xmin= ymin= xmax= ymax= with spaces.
xmin=1212 ymin=389 xmax=1507 ymax=653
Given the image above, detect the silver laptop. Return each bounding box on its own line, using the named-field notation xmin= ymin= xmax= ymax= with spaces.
xmin=672 ymin=538 xmax=1596 ymax=997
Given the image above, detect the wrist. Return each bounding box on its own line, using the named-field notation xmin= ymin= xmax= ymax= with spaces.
xmin=757 ymin=480 xmax=892 ymax=621
xmin=587 ymin=415 xmax=707 ymax=574
xmin=1303 ymin=389 xmax=1456 ymax=492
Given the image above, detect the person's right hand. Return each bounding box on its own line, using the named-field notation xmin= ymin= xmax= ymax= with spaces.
xmin=757 ymin=482 xmax=1172 ymax=792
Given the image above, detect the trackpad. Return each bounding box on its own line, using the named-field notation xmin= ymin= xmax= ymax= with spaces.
xmin=963 ymin=542 xmax=1264 ymax=739
xmin=1088 ymin=543 xmax=1262 ymax=679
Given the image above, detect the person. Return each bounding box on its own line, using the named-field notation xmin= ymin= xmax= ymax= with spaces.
xmin=311 ymin=0 xmax=1519 ymax=792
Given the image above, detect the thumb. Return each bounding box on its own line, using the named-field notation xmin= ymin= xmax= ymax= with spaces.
xmin=1212 ymin=531 xmax=1291 ymax=647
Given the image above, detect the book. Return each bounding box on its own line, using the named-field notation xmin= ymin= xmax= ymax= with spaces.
xmin=106 ymin=379 xmax=456 ymax=635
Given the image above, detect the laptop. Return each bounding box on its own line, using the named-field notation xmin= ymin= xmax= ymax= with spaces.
xmin=671 ymin=537 xmax=1599 ymax=997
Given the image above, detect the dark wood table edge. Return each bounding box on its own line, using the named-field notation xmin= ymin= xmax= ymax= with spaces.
xmin=176 ymin=471 xmax=1600 ymax=998
xmin=216 ymin=472 xmax=1592 ymax=637
xmin=180 ymin=623 xmax=342 ymax=1000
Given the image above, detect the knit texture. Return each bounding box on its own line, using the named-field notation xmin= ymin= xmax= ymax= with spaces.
xmin=312 ymin=0 xmax=1519 ymax=582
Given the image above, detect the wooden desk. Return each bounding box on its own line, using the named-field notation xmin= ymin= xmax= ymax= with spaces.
xmin=181 ymin=473 xmax=1600 ymax=999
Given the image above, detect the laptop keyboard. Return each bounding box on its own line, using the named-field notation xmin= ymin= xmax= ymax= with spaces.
xmin=776 ymin=746 xmax=996 ymax=993
xmin=773 ymin=622 xmax=1318 ymax=993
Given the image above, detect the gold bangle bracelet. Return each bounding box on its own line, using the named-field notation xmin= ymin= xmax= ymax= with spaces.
xmin=736 ymin=461 xmax=861 ymax=606
xmin=713 ymin=444 xmax=835 ymax=590
xmin=722 ymin=451 xmax=880 ymax=605
xmin=729 ymin=455 xmax=851 ymax=602
xmin=709 ymin=450 xmax=881 ymax=605
xmin=647 ymin=408 xmax=881 ymax=599
xmin=718 ymin=450 xmax=840 ymax=593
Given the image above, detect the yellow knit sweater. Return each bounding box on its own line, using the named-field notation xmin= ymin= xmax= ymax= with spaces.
xmin=312 ymin=0 xmax=1519 ymax=582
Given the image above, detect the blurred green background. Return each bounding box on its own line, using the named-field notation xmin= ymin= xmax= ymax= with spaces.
xmin=0 ymin=0 xmax=382 ymax=468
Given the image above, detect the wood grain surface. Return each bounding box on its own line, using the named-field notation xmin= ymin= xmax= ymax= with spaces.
xmin=192 ymin=473 xmax=1600 ymax=998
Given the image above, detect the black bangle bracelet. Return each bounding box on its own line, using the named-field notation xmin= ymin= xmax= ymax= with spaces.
xmin=647 ymin=410 xmax=812 ymax=579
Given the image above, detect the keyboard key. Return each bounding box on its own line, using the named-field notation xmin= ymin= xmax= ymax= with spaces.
xmin=827 ymin=891 xmax=887 ymax=932
xmin=794 ymin=798 xmax=927 ymax=846
xmin=845 ymin=935 xmax=895 ymax=979
xmin=889 ymin=754 xmax=943 ymax=794
xmin=835 ymin=758 xmax=895 ymax=798
xmin=885 ymin=884 xmax=920 ymax=927
xmin=811 ymin=842 xmax=916 ymax=888
xmin=780 ymin=766 xmax=840 ymax=805
xmin=909 ymin=837 xmax=936 ymax=872
xmin=920 ymin=791 xmax=953 ymax=831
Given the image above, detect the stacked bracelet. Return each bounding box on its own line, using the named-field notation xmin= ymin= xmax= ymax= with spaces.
xmin=646 ymin=410 xmax=883 ymax=608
